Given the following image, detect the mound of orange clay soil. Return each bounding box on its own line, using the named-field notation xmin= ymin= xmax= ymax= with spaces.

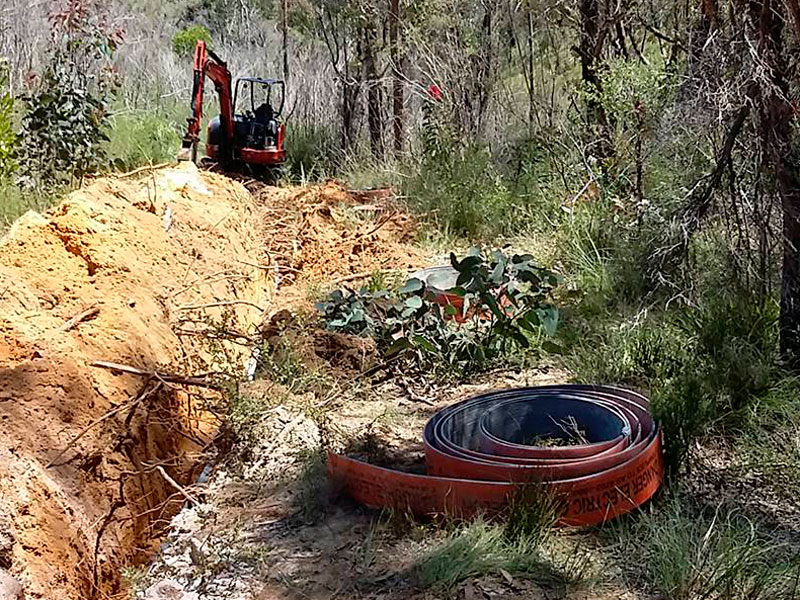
xmin=0 ymin=166 xmax=426 ymax=600
xmin=253 ymin=180 xmax=426 ymax=292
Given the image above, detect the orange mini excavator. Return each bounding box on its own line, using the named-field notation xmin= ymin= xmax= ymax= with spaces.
xmin=178 ymin=40 xmax=286 ymax=171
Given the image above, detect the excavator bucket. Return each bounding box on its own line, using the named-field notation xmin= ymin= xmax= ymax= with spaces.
xmin=177 ymin=136 xmax=196 ymax=162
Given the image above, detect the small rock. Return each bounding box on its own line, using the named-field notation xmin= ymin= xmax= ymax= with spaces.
xmin=0 ymin=513 xmax=13 ymax=569
xmin=143 ymin=579 xmax=198 ymax=600
xmin=0 ymin=569 xmax=22 ymax=600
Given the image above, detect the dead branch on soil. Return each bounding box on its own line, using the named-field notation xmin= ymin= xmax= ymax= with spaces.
xmin=177 ymin=300 xmax=265 ymax=312
xmin=153 ymin=465 xmax=200 ymax=506
xmin=93 ymin=476 xmax=125 ymax=590
xmin=46 ymin=381 xmax=163 ymax=468
xmin=361 ymin=210 xmax=398 ymax=237
xmin=398 ymin=377 xmax=436 ymax=406
xmin=58 ymin=305 xmax=100 ymax=331
xmin=90 ymin=360 xmax=218 ymax=388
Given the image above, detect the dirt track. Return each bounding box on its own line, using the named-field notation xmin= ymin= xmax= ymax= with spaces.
xmin=0 ymin=165 xmax=423 ymax=599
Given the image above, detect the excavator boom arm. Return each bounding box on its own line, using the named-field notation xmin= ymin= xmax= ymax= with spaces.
xmin=178 ymin=40 xmax=235 ymax=161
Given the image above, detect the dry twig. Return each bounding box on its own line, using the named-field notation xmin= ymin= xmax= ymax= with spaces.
xmin=177 ymin=300 xmax=265 ymax=312
xmin=154 ymin=465 xmax=200 ymax=506
xmin=90 ymin=361 xmax=217 ymax=388
xmin=59 ymin=305 xmax=100 ymax=331
xmin=47 ymin=381 xmax=162 ymax=468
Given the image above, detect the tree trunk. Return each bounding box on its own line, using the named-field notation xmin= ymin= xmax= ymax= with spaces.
xmin=363 ymin=22 xmax=384 ymax=160
xmin=341 ymin=40 xmax=361 ymax=153
xmin=526 ymin=3 xmax=535 ymax=130
xmin=389 ymin=0 xmax=404 ymax=155
xmin=281 ymin=0 xmax=289 ymax=83
xmin=578 ymin=0 xmax=612 ymax=161
xmin=744 ymin=0 xmax=800 ymax=363
xmin=476 ymin=1 xmax=495 ymax=136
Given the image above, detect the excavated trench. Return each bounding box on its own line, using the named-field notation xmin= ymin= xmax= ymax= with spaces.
xmin=0 ymin=165 xmax=424 ymax=599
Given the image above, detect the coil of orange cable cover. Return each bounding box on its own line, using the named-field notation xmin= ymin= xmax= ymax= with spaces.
xmin=328 ymin=385 xmax=663 ymax=526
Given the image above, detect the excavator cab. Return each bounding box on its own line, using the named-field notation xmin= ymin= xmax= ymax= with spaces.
xmin=232 ymin=77 xmax=285 ymax=154
xmin=179 ymin=41 xmax=287 ymax=171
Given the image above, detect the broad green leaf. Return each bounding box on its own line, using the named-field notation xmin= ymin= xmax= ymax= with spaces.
xmin=386 ymin=338 xmax=413 ymax=356
xmin=538 ymin=307 xmax=559 ymax=336
xmin=542 ymin=340 xmax=565 ymax=354
xmin=399 ymin=278 xmax=424 ymax=294
xmin=412 ymin=334 xmax=437 ymax=354
xmin=405 ymin=295 xmax=423 ymax=309
xmin=466 ymin=246 xmax=482 ymax=258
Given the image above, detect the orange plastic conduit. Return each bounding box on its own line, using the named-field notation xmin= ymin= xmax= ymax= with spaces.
xmin=328 ymin=384 xmax=663 ymax=526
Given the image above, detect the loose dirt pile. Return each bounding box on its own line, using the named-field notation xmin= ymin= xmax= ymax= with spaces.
xmin=254 ymin=180 xmax=425 ymax=292
xmin=0 ymin=166 xmax=424 ymax=599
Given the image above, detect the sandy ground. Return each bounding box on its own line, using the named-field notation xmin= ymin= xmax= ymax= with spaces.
xmin=135 ymin=351 xmax=649 ymax=600
xmin=0 ymin=166 xmax=424 ymax=599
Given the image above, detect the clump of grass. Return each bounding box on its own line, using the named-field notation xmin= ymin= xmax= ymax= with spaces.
xmin=294 ymin=449 xmax=329 ymax=524
xmin=567 ymin=290 xmax=778 ymax=480
xmin=284 ymin=122 xmax=339 ymax=183
xmin=504 ymin=484 xmax=564 ymax=544
xmin=256 ymin=335 xmax=330 ymax=396
xmin=734 ymin=377 xmax=800 ymax=502
xmin=413 ymin=487 xmax=589 ymax=592
xmin=412 ymin=518 xmax=560 ymax=590
xmin=105 ymin=110 xmax=181 ymax=172
xmin=607 ymin=496 xmax=800 ymax=600
xmin=678 ymin=292 xmax=777 ymax=413
xmin=405 ymin=143 xmax=518 ymax=239
xmin=567 ymin=317 xmax=690 ymax=389
xmin=226 ymin=385 xmax=286 ymax=450
xmin=0 ymin=179 xmax=64 ymax=229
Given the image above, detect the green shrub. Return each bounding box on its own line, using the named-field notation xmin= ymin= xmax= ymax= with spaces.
xmin=567 ymin=291 xmax=778 ymax=480
xmin=171 ymin=25 xmax=212 ymax=57
xmin=17 ymin=2 xmax=120 ymax=186
xmin=677 ymin=293 xmax=777 ymax=412
xmin=106 ymin=111 xmax=180 ymax=171
xmin=0 ymin=63 xmax=18 ymax=179
xmin=568 ymin=318 xmax=690 ymax=389
xmin=405 ymin=142 xmax=516 ymax=239
xmin=19 ymin=81 xmax=111 ymax=185
xmin=729 ymin=378 xmax=800 ymax=503
xmin=651 ymin=372 xmax=713 ymax=479
xmin=317 ymin=248 xmax=560 ymax=375
xmin=284 ymin=122 xmax=339 ymax=182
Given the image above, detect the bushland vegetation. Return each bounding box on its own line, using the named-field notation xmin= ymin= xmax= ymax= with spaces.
xmin=6 ymin=0 xmax=800 ymax=594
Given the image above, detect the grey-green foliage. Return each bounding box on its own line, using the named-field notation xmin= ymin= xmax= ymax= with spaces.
xmin=316 ymin=248 xmax=560 ymax=374
xmin=17 ymin=4 xmax=121 ymax=186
